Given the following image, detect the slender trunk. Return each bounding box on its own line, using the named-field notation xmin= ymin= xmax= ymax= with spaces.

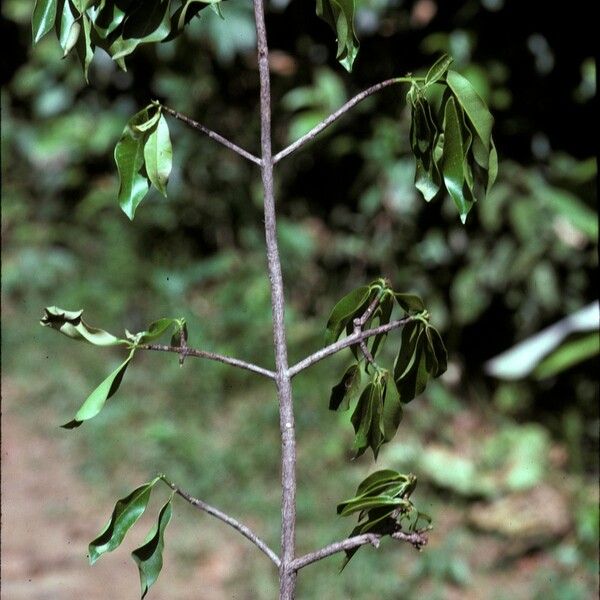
xmin=252 ymin=1 xmax=297 ymax=598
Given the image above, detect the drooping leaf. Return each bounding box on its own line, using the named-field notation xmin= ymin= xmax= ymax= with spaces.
xmin=32 ymin=0 xmax=58 ymax=44
xmin=89 ymin=478 xmax=160 ymax=565
xmin=350 ymin=383 xmax=374 ymax=458
xmin=316 ymin=0 xmax=359 ymax=72
xmin=326 ymin=285 xmax=372 ymax=344
xmin=396 ymin=332 xmax=429 ymax=404
xmin=368 ymin=383 xmax=385 ymax=459
xmin=41 ymin=306 xmax=125 ymax=346
xmin=56 ymin=0 xmax=79 ymax=56
xmin=425 ymin=53 xmax=454 ymax=86
xmin=424 ymin=325 xmax=448 ymax=378
xmin=114 ymin=107 xmax=163 ymax=219
xmin=109 ymin=0 xmax=172 ymax=62
xmin=62 ymin=349 xmax=135 ymax=428
xmin=164 ymin=0 xmax=222 ymax=41
xmin=115 ymin=128 xmax=150 ymax=219
xmin=441 ymin=96 xmax=471 ymax=223
xmin=132 ymin=495 xmax=174 ymax=599
xmin=143 ymin=115 xmax=172 ymax=197
xmin=408 ymin=95 xmax=442 ymax=202
xmin=337 ymin=471 xmax=421 ymax=569
xmin=382 ymin=375 xmax=402 ymax=442
xmin=393 ymin=321 xmax=423 ymax=382
xmin=329 ymin=363 xmax=361 ymax=411
xmin=75 ymin=11 xmax=95 ymax=81
xmin=91 ymin=0 xmax=129 ymax=39
xmin=446 ymin=70 xmax=494 ymax=153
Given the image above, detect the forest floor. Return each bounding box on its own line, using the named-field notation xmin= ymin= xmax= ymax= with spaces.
xmin=2 ymin=373 xmax=597 ymax=600
xmin=1 ymin=377 xmax=238 ymax=600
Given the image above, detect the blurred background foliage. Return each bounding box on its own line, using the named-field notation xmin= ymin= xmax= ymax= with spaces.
xmin=2 ymin=0 xmax=598 ymax=598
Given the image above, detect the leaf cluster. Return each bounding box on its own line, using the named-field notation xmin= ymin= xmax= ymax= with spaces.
xmin=88 ymin=477 xmax=174 ymax=599
xmin=41 ymin=306 xmax=187 ymax=427
xmin=326 ymin=280 xmax=447 ymax=458
xmin=114 ymin=103 xmax=173 ymax=220
xmin=336 ymin=469 xmax=429 ymax=569
xmin=316 ymin=0 xmax=359 ymax=72
xmin=32 ymin=0 xmax=224 ymax=78
xmin=407 ymin=55 xmax=498 ymax=222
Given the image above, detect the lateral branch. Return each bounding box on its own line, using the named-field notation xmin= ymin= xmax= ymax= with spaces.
xmin=160 ymin=476 xmax=281 ymax=568
xmin=139 ymin=343 xmax=276 ymax=380
xmin=290 ymin=529 xmax=429 ymax=572
xmin=161 ymin=105 xmax=262 ymax=166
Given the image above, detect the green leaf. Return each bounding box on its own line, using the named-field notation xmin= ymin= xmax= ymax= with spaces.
xmin=446 ymin=70 xmax=494 ymax=153
xmin=62 ymin=349 xmax=135 ymax=428
xmin=394 ymin=293 xmax=425 ymax=314
xmin=91 ymin=0 xmax=129 ymax=39
xmin=115 ymin=113 xmax=152 ymax=220
xmin=32 ymin=0 xmax=58 ymax=44
xmin=350 ymin=383 xmax=375 ymax=458
xmin=337 ymin=471 xmax=420 ymax=570
xmin=143 ymin=115 xmax=172 ymax=197
xmin=370 ymin=293 xmax=394 ymax=358
xmin=441 ymin=96 xmax=471 ymax=223
xmin=408 ymin=94 xmax=442 ymax=202
xmin=56 ymin=0 xmax=79 ymax=56
xmin=396 ymin=333 xmax=429 ymax=404
xmin=329 ymin=363 xmax=362 ymax=411
xmin=382 ymin=375 xmax=402 ymax=442
xmin=393 ymin=321 xmax=423 ymax=381
xmin=132 ymin=495 xmax=174 ymax=599
xmin=424 ymin=325 xmax=448 ymax=378
xmin=316 ymin=0 xmax=359 ymax=72
xmin=425 ymin=54 xmax=454 ymax=86
xmin=138 ymin=317 xmax=187 ymax=344
xmin=368 ymin=381 xmax=385 ymax=459
xmin=170 ymin=320 xmax=188 ymax=348
xmin=89 ymin=478 xmax=160 ymax=565
xmin=355 ymin=470 xmax=406 ymax=496
xmin=326 ymin=285 xmax=371 ymax=344
xmin=164 ymin=0 xmax=218 ymax=41
xmin=337 ymin=495 xmax=409 ymax=517
xmin=41 ymin=306 xmax=125 ymax=346
xmin=76 ymin=11 xmax=95 ymax=82
xmin=109 ymin=0 xmax=172 ymax=63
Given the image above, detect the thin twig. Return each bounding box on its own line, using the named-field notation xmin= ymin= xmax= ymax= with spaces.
xmin=356 ymin=293 xmax=383 ymax=327
xmin=273 ymin=77 xmax=416 ymax=164
xmin=287 ymin=317 xmax=413 ymax=378
xmin=359 ymin=340 xmax=376 ymax=366
xmin=161 ymin=477 xmax=281 ymax=568
xmin=290 ymin=529 xmax=429 ymax=572
xmin=161 ymin=105 xmax=262 ymax=166
xmin=138 ymin=343 xmax=276 ymax=379
xmin=354 ymin=294 xmax=382 ymax=366
xmin=253 ymin=1 xmax=298 ymax=598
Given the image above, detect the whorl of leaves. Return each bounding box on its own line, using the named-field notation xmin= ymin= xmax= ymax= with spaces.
xmin=32 ymin=0 xmax=224 ymax=78
xmin=336 ymin=470 xmax=430 ymax=569
xmin=326 ymin=279 xmax=447 ymax=459
xmin=407 ymin=55 xmax=498 ymax=223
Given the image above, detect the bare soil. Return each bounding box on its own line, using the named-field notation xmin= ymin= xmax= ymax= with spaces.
xmin=1 ymin=380 xmax=234 ymax=600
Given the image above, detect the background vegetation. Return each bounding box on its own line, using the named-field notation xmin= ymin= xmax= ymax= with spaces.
xmin=2 ymin=0 xmax=597 ymax=598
